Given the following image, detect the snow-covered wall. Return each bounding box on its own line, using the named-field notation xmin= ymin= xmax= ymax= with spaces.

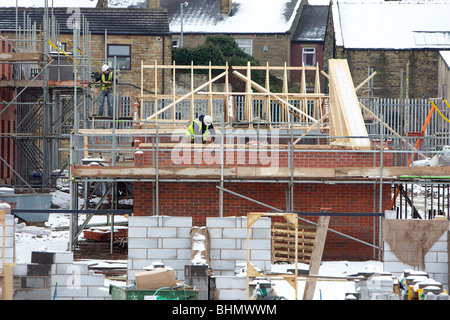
xmin=383 ymin=228 xmax=449 ymax=291
xmin=127 ymin=216 xmax=272 ymax=285
xmin=0 ymin=213 xmax=15 ymax=270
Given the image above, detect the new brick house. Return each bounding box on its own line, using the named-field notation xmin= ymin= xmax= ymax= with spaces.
xmin=323 ymin=1 xmax=450 ymax=98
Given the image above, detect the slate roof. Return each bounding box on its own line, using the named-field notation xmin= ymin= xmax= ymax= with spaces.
xmin=0 ymin=7 xmax=170 ymax=35
xmin=291 ymin=5 xmax=329 ymax=42
xmin=160 ymin=0 xmax=302 ymax=34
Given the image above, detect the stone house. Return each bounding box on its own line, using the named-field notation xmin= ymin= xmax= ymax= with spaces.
xmin=290 ymin=4 xmax=329 ymax=90
xmin=439 ymin=51 xmax=450 ymax=99
xmin=323 ymin=1 xmax=450 ymax=99
xmin=155 ymin=0 xmax=321 ymax=82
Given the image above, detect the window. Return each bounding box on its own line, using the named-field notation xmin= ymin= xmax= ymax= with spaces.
xmin=107 ymin=44 xmax=131 ymax=70
xmin=235 ymin=39 xmax=252 ymax=56
xmin=172 ymin=38 xmax=180 ymax=48
xmin=302 ymin=47 xmax=316 ymax=66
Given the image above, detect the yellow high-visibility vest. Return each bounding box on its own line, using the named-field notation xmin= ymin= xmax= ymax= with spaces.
xmin=186 ymin=118 xmax=210 ymax=141
xmin=101 ymin=72 xmax=113 ymax=91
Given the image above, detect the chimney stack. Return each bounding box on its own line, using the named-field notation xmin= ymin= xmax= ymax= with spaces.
xmin=148 ymin=0 xmax=160 ymax=8
xmin=220 ymin=0 xmax=232 ymax=15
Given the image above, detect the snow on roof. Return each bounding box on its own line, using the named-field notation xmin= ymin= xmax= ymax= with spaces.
xmin=0 ymin=0 xmax=97 ymax=7
xmin=333 ymin=0 xmax=450 ymax=50
xmin=168 ymin=0 xmax=302 ymax=34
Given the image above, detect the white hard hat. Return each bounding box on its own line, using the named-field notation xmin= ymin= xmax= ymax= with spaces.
xmin=203 ymin=115 xmax=212 ymax=126
xmin=102 ymin=64 xmax=110 ymax=72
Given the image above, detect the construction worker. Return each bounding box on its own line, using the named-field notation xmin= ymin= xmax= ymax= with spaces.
xmin=186 ymin=115 xmax=216 ymax=144
xmin=95 ymin=64 xmax=114 ymax=117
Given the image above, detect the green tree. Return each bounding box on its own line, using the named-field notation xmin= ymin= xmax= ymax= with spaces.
xmin=172 ymin=35 xmax=281 ymax=91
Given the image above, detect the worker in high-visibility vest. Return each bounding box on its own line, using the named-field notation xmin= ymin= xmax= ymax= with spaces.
xmin=94 ymin=64 xmax=115 ymax=117
xmin=186 ymin=115 xmax=216 ymax=144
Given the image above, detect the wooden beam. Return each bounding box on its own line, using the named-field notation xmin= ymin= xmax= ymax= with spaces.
xmin=0 ymin=52 xmax=42 ymax=62
xmin=72 ymin=165 xmax=450 ymax=180
xmin=303 ymin=211 xmax=330 ymax=300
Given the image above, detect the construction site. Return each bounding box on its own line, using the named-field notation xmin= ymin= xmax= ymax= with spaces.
xmin=1 ymin=1 xmax=450 ymax=303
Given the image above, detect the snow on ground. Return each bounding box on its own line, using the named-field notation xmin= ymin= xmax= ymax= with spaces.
xmin=10 ymin=189 xmax=412 ymax=299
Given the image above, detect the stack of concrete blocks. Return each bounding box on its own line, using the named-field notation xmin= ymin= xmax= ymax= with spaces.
xmin=0 ymin=213 xmax=15 ymax=269
xmin=127 ymin=216 xmax=273 ymax=300
xmin=206 ymin=216 xmax=272 ymax=275
xmin=383 ymin=229 xmax=449 ymax=292
xmin=127 ymin=216 xmax=193 ymax=284
xmin=14 ymin=251 xmax=110 ymax=300
xmin=206 ymin=217 xmax=271 ymax=300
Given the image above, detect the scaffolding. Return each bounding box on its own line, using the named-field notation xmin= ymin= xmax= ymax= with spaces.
xmin=1 ymin=5 xmax=450 ymax=258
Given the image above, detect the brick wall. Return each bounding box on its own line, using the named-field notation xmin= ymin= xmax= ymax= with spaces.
xmin=132 ymin=143 xmax=392 ymax=260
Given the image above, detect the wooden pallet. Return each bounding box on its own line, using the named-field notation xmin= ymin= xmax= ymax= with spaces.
xmin=271 ymin=222 xmax=317 ymax=264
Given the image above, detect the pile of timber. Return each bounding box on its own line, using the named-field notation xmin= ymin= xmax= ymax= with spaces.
xmin=271 ymin=222 xmax=317 ymax=264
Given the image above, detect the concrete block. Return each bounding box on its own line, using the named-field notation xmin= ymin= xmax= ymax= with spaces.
xmin=211 ymin=239 xmax=237 ymax=249
xmin=27 ymin=289 xmax=52 ymax=300
xmin=241 ymin=239 xmax=271 ymax=250
xmin=207 ymin=217 xmax=238 ymax=228
xmin=223 ymin=228 xmax=247 ymax=239
xmin=147 ymin=248 xmax=177 ymax=260
xmin=250 ymin=250 xmax=271 ymax=261
xmin=210 ymin=249 xmax=221 ymax=260
xmin=210 ymin=259 xmax=236 ymax=271
xmin=54 ymin=263 xmax=89 ymax=275
xmin=162 ymin=238 xmax=191 ymax=249
xmin=128 ymin=227 xmax=147 ymax=238
xmin=13 ymin=264 xmax=28 ymax=276
xmin=423 ymin=262 xmax=447 ymax=274
xmin=161 ymin=216 xmax=192 ymax=227
xmin=54 ymin=286 xmax=88 ymax=298
xmin=88 ymin=286 xmax=110 ymax=297
xmin=214 ymin=276 xmax=247 ymax=290
xmin=31 ymin=251 xmax=55 ymax=264
xmin=129 ymin=216 xmax=159 ymax=228
xmin=220 ymin=249 xmax=246 ymax=260
xmin=177 ymin=227 xmax=192 ymax=238
xmin=21 ymin=276 xmax=47 ymax=289
xmin=128 ymin=238 xmax=158 ymax=250
xmin=208 ymin=228 xmax=223 ymax=239
xmin=128 ymin=248 xmax=147 ymax=259
xmin=27 ymin=264 xmax=52 ymax=276
xmin=161 ymin=259 xmax=190 ymax=271
xmin=177 ymin=249 xmax=192 ymax=260
xmin=13 ymin=290 xmax=27 ymax=300
xmin=240 ymin=217 xmax=271 ymax=228
xmin=53 ymin=251 xmax=74 ymax=264
xmin=251 ymin=228 xmax=271 ymax=239
xmin=424 ymin=252 xmax=438 ymax=263
xmin=147 ymin=228 xmax=177 ymax=238
xmin=215 ymin=289 xmax=247 ymax=300
xmin=80 ymin=274 xmax=105 ymax=286
xmin=437 ymin=252 xmax=448 ymax=263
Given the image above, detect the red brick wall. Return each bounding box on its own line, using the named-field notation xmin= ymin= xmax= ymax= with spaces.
xmin=0 ymin=34 xmax=15 ymax=184
xmin=133 ymin=181 xmax=389 ymax=260
xmin=132 ymin=144 xmax=392 ymax=260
